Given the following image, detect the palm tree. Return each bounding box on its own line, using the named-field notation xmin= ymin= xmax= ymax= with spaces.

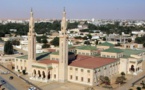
xmin=115 ymin=77 xmax=124 ymax=84
xmin=104 ymin=76 xmax=110 ymax=85
xmin=121 ymin=72 xmax=125 ymax=76
xmin=140 ymin=81 xmax=145 ymax=89
xmin=121 ymin=72 xmax=126 ymax=80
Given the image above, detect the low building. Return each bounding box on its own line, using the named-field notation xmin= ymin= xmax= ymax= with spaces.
xmin=121 ymin=43 xmax=143 ymax=49
xmin=97 ymin=42 xmax=114 ymax=50
xmin=100 ymin=48 xmax=145 ymax=75
xmin=76 ymin=45 xmax=98 ymax=56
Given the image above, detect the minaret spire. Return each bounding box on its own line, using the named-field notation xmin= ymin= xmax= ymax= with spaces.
xmin=29 ymin=8 xmax=34 ymax=32
xmin=27 ymin=8 xmax=36 ymax=75
xmin=61 ymin=7 xmax=67 ymax=32
xmin=63 ymin=7 xmax=66 ymax=17
xmin=58 ymin=8 xmax=68 ymax=82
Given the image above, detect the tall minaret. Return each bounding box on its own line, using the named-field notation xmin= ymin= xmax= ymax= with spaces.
xmin=27 ymin=9 xmax=36 ymax=75
xmin=58 ymin=8 xmax=68 ymax=82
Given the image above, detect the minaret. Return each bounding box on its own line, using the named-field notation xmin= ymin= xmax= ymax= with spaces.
xmin=58 ymin=8 xmax=68 ymax=82
xmin=27 ymin=9 xmax=36 ymax=75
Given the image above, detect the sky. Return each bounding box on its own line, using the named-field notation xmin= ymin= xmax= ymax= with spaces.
xmin=0 ymin=0 xmax=145 ymax=20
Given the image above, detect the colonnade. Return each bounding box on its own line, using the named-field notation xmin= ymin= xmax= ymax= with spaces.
xmin=31 ymin=69 xmax=51 ymax=82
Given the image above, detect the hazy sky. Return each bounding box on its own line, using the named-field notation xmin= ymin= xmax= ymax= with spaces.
xmin=0 ymin=0 xmax=145 ymax=20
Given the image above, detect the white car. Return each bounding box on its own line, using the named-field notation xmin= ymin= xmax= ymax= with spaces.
xmin=28 ymin=86 xmax=37 ymax=90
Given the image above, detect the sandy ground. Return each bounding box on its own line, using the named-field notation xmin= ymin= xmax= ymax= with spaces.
xmin=0 ymin=65 xmax=30 ymax=90
xmin=1 ymin=61 xmax=145 ymax=90
xmin=126 ymin=60 xmax=145 ymax=90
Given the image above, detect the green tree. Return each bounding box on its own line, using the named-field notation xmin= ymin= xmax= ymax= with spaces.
xmin=52 ymin=20 xmax=61 ymax=31
xmin=50 ymin=37 xmax=59 ymax=46
xmin=88 ymin=23 xmax=97 ymax=30
xmin=22 ymin=70 xmax=26 ymax=75
xmin=95 ymin=40 xmax=99 ymax=45
xmin=42 ymin=39 xmax=48 ymax=44
xmin=0 ymin=32 xmax=5 ymax=37
xmin=0 ymin=37 xmax=3 ymax=42
xmin=135 ymin=35 xmax=145 ymax=44
xmin=36 ymin=36 xmax=42 ymax=43
xmin=143 ymin=43 xmax=145 ymax=47
xmin=102 ymin=37 xmax=106 ymax=41
xmin=84 ymin=41 xmax=91 ymax=45
xmin=99 ymin=76 xmax=110 ymax=85
xmin=87 ymin=34 xmax=92 ymax=39
xmin=121 ymin=72 xmax=126 ymax=80
xmin=82 ymin=36 xmax=88 ymax=40
xmin=136 ymin=87 xmax=141 ymax=90
xmin=36 ymin=35 xmax=48 ymax=43
xmin=42 ymin=44 xmax=50 ymax=48
xmin=128 ymin=39 xmax=132 ymax=43
xmin=11 ymin=40 xmax=20 ymax=45
xmin=4 ymin=41 xmax=14 ymax=54
xmin=67 ymin=22 xmax=79 ymax=29
xmin=104 ymin=76 xmax=110 ymax=85
xmin=140 ymin=81 xmax=145 ymax=89
xmin=115 ymin=77 xmax=124 ymax=84
xmin=74 ymin=36 xmax=82 ymax=39
xmin=121 ymin=72 xmax=125 ymax=76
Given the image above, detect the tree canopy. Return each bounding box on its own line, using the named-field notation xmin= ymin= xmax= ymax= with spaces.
xmin=135 ymin=35 xmax=145 ymax=47
xmin=11 ymin=40 xmax=20 ymax=46
xmin=50 ymin=37 xmax=59 ymax=46
xmin=42 ymin=44 xmax=50 ymax=48
xmin=4 ymin=41 xmax=14 ymax=54
xmin=135 ymin=35 xmax=145 ymax=44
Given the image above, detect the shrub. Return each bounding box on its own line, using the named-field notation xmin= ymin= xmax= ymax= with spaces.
xmin=136 ymin=87 xmax=141 ymax=90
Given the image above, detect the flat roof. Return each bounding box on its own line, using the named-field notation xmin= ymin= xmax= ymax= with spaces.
xmin=51 ymin=52 xmax=59 ymax=55
xmin=122 ymin=49 xmax=145 ymax=57
xmin=98 ymin=42 xmax=114 ymax=47
xmin=51 ymin=52 xmax=74 ymax=55
xmin=102 ymin=48 xmax=123 ymax=53
xmin=16 ymin=52 xmax=50 ymax=60
xmin=38 ymin=59 xmax=58 ymax=64
xmin=69 ymin=55 xmax=118 ymax=69
xmin=77 ymin=45 xmax=97 ymax=50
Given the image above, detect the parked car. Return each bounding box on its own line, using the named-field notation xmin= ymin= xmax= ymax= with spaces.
xmin=9 ymin=76 xmax=14 ymax=80
xmin=1 ymin=80 xmax=6 ymax=84
xmin=28 ymin=86 xmax=37 ymax=90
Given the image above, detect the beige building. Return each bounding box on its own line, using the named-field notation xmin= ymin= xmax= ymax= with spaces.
xmin=97 ymin=42 xmax=114 ymax=50
xmin=76 ymin=46 xmax=97 ymax=56
xmin=100 ymin=48 xmax=145 ymax=75
xmin=13 ymin=9 xmax=145 ymax=86
xmin=121 ymin=43 xmax=143 ymax=49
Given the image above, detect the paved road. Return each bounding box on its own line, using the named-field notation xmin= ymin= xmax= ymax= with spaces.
xmin=0 ymin=64 xmax=41 ymax=90
xmin=0 ymin=76 xmax=17 ymax=90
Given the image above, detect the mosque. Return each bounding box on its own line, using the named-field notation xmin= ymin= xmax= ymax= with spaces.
xmin=14 ymin=9 xmax=145 ymax=86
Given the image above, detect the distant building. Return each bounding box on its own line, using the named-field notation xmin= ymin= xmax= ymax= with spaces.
xmin=132 ymin=30 xmax=145 ymax=37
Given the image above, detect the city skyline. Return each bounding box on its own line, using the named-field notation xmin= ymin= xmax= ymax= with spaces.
xmin=0 ymin=0 xmax=145 ymax=20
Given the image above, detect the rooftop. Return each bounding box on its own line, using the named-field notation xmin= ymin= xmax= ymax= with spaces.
xmin=51 ymin=51 xmax=74 ymax=55
xmin=69 ymin=55 xmax=118 ymax=69
xmin=77 ymin=45 xmax=97 ymax=50
xmin=16 ymin=52 xmax=50 ymax=60
xmin=68 ymin=45 xmax=76 ymax=49
xmin=102 ymin=48 xmax=123 ymax=53
xmin=51 ymin=52 xmax=59 ymax=55
xmin=122 ymin=49 xmax=145 ymax=56
xmin=98 ymin=42 xmax=114 ymax=47
xmin=38 ymin=59 xmax=58 ymax=64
